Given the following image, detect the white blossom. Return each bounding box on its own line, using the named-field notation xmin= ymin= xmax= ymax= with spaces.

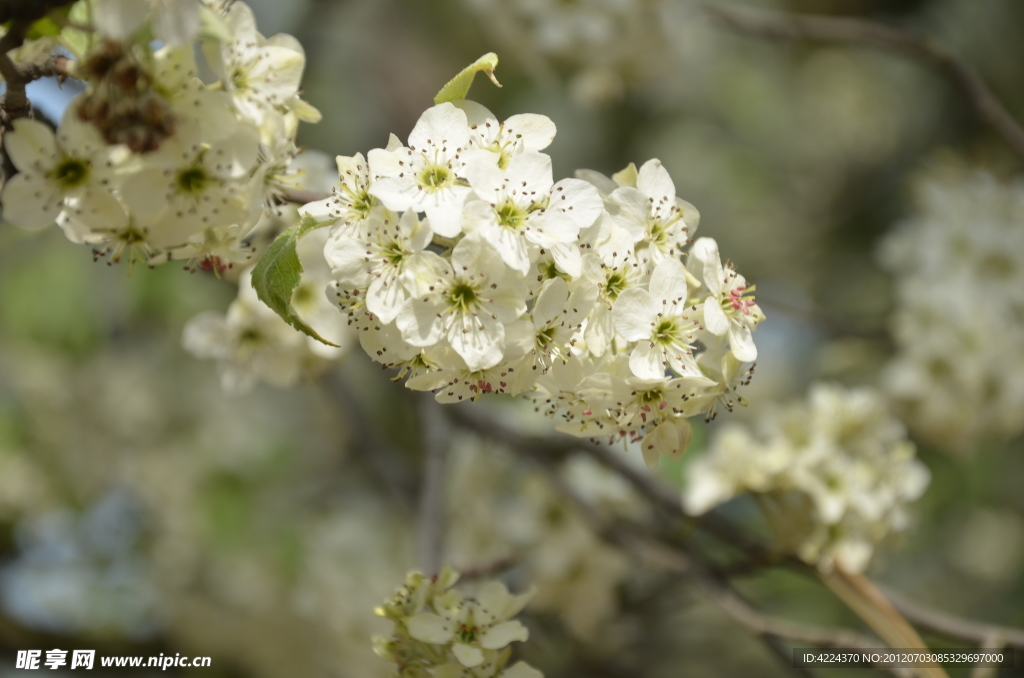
xmin=683 ymin=383 xmax=930 ymax=572
xmin=1 ymin=114 xmax=125 ymax=231
xmin=612 ymin=257 xmax=702 ymax=380
xmin=690 ymin=237 xmax=763 ymax=362
xmin=368 ymin=103 xmax=475 ymax=238
xmin=879 ymin=169 xmax=1024 ymax=452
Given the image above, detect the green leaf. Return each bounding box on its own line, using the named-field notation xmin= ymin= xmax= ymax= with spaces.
xmin=434 ymin=52 xmax=501 ymax=105
xmin=250 ymin=215 xmax=339 ymax=347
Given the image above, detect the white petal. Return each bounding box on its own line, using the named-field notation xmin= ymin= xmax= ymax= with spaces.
xmin=584 ymin=302 xmax=614 ymax=357
xmin=480 ymin=620 xmax=529 ymax=649
xmin=691 ymin=237 xmax=723 ymax=295
xmin=367 ymin=274 xmax=408 ymax=324
xmin=728 ymin=323 xmax=758 ymax=362
xmin=504 ymin=113 xmax=556 ymax=151
xmin=608 ymin=187 xmax=649 ymax=242
xmin=549 ymin=242 xmax=582 ymax=278
xmin=641 ymin=420 xmax=679 ymax=469
xmin=408 ymin=103 xmax=470 ymax=155
xmin=636 ymin=158 xmax=676 ymax=204
xmin=402 ymin=210 xmax=433 ymax=251
xmin=669 ymin=417 xmax=694 ymax=461
xmin=534 ymin=277 xmax=569 ymax=327
xmin=505 ymin=151 xmax=554 ymax=196
xmin=65 ymin=189 xmax=129 ymax=234
xmin=248 ymin=46 xmax=304 ymax=99
xmin=528 ymin=211 xmax=579 ymax=248
xmin=611 ymin=288 xmax=656 ymax=342
xmin=448 ymin=313 xmax=505 ymax=371
xmin=121 ymin=167 xmax=170 ymax=223
xmin=629 ymin=341 xmax=667 ymax=381
xmin=665 ymin=349 xmax=704 ymax=380
xmin=703 ymin=298 xmax=730 ymax=336
xmin=368 ymin=176 xmax=419 ymax=214
xmin=481 ymin=223 xmax=530 ymax=274
xmin=475 ymin=581 xmax=513 ymax=617
xmin=465 ymin=158 xmax=505 ymax=201
xmin=452 ymin=99 xmax=497 ymax=128
xmin=649 ymin=258 xmax=689 ymax=308
xmin=407 ymin=613 xmax=453 ymax=644
xmin=55 ymin=111 xmax=106 ymax=159
xmin=6 ymin=119 xmax=56 ymax=172
xmin=679 ymin=198 xmax=700 ymax=238
xmin=551 ymin=178 xmax=603 ymax=229
xmin=298 ymin=197 xmax=337 ymax=222
xmin=323 ymin=238 xmax=370 ymax=285
xmin=575 ymin=168 xmax=618 ymax=198
xmin=207 ymin=126 xmax=259 ymax=178
xmin=2 ymin=173 xmax=61 ymax=229
xmin=452 ymin=643 xmax=485 ymax=668
xmin=423 ymin=187 xmax=472 ymax=238
xmin=396 ymin=298 xmax=445 ymax=347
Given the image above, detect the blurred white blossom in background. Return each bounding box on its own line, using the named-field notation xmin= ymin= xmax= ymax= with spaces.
xmin=683 ymin=383 xmax=930 ymax=573
xmin=880 ymin=168 xmax=1024 ymax=453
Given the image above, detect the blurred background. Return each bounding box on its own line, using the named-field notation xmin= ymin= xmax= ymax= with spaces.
xmin=1 ymin=0 xmax=1023 ymax=676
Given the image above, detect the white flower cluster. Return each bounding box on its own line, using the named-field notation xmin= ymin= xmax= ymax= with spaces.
xmin=462 ymin=0 xmax=671 ymax=104
xmin=683 ymin=383 xmax=931 ymax=573
xmin=183 ymin=228 xmax=351 ymax=393
xmin=1 ymin=0 xmax=318 ymax=272
xmin=879 ymin=169 xmax=1024 ymax=452
xmin=305 ymin=100 xmax=764 ymax=469
xmin=373 ymin=566 xmax=542 ymax=678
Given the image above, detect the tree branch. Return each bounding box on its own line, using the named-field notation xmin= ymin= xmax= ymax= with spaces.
xmin=15 ymin=53 xmax=73 ymax=83
xmin=444 ymin=402 xmax=1024 ymax=670
xmin=879 ymin=586 xmax=1024 ymax=651
xmin=1 ymin=1 xmax=78 ymax=182
xmin=446 ymin=403 xmax=770 ymax=557
xmin=542 ymin=468 xmax=909 ymax=678
xmin=702 ymin=3 xmax=1024 ymax=163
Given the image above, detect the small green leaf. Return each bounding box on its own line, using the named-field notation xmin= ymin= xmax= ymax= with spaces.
xmin=250 ymin=215 xmax=339 ymax=347
xmin=434 ymin=52 xmax=501 ymax=105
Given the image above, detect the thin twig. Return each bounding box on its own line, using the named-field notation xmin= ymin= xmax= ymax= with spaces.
xmin=702 ymin=3 xmax=1024 ymax=162
xmin=15 ymin=54 xmax=73 ymax=83
xmin=543 ymin=469 xmax=907 ymax=678
xmin=445 ymin=403 xmax=1023 ymax=672
xmin=446 ymin=403 xmax=770 ymax=556
xmin=879 ymin=585 xmax=1024 ymax=651
xmin=415 ymin=393 xmax=451 ymax=575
